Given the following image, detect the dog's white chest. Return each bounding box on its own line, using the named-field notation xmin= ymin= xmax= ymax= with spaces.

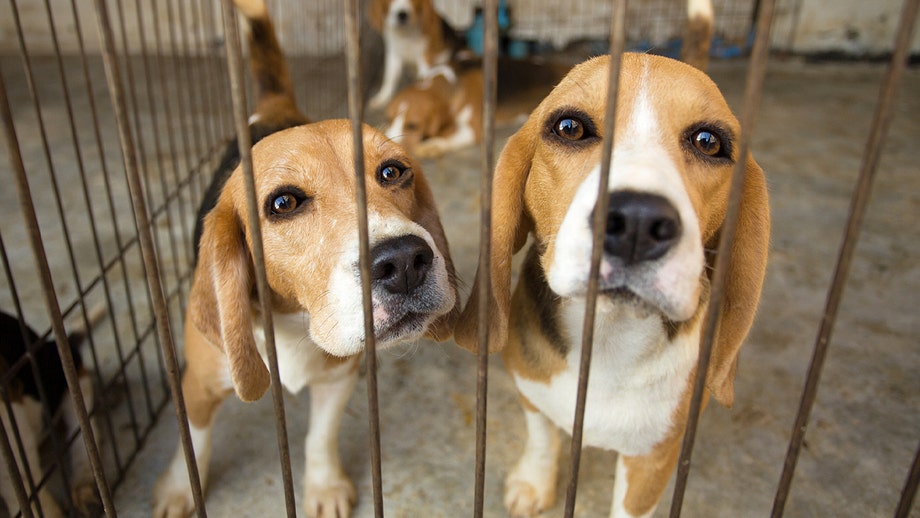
xmin=513 ymin=300 xmax=700 ymax=456
xmin=252 ymin=311 xmax=326 ymax=394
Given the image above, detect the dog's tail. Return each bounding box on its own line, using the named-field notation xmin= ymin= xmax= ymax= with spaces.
xmin=682 ymin=0 xmax=714 ymax=71
xmin=233 ymin=0 xmax=304 ymax=121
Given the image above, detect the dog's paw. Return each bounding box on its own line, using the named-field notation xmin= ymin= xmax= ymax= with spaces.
xmin=152 ymin=475 xmax=195 ymax=518
xmin=504 ymin=471 xmax=556 ymax=517
xmin=412 ymin=140 xmax=449 ymax=159
xmin=70 ymin=480 xmax=102 ymax=516
xmin=304 ymin=476 xmax=356 ymax=518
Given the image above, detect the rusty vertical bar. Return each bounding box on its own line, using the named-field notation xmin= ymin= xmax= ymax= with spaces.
xmin=38 ymin=0 xmax=143 ymax=478
xmin=172 ymin=0 xmax=207 ymax=206
xmin=68 ymin=0 xmax=156 ymax=426
xmin=472 ymin=0 xmax=498 ymax=515
xmin=669 ymin=1 xmax=776 ymax=515
xmin=219 ymin=2 xmax=297 ymax=516
xmin=561 ymin=2 xmax=628 ymax=517
xmin=0 ymin=232 xmax=38 ymax=518
xmin=129 ymin=0 xmax=187 ymax=310
xmin=90 ymin=0 xmax=208 ymax=516
xmin=670 ymin=0 xmax=777 ymax=512
xmin=0 ymin=395 xmax=35 ymax=518
xmin=344 ymin=0 xmax=385 ymax=515
xmin=895 ymin=440 xmax=920 ymax=518
xmin=770 ymin=0 xmax=919 ymax=515
xmin=0 ymin=62 xmax=116 ymax=518
xmin=151 ymin=0 xmax=196 ymax=276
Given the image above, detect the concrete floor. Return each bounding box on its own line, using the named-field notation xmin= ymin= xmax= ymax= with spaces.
xmin=1 ymin=55 xmax=918 ymax=517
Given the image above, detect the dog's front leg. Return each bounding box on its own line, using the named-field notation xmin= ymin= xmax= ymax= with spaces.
xmin=153 ymin=329 xmax=232 ymax=518
xmin=504 ymin=405 xmax=561 ymax=517
xmin=61 ymin=371 xmax=102 ymax=515
xmin=368 ymin=50 xmax=403 ymax=110
xmin=1 ymin=400 xmax=64 ymax=518
xmin=303 ymin=366 xmax=358 ymax=518
xmin=609 ymin=434 xmax=684 ymax=518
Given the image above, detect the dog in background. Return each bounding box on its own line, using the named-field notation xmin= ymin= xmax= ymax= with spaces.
xmin=384 ymin=58 xmax=482 ymax=158
xmin=153 ymin=1 xmax=459 ymax=517
xmin=0 ymin=305 xmax=106 ymax=518
xmin=191 ymin=0 xmax=310 ymax=257
xmin=455 ymin=1 xmax=771 ymax=517
xmin=366 ymin=0 xmax=465 ymax=110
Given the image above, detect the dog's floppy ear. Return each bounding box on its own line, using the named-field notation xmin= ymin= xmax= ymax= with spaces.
xmin=454 ymin=117 xmax=537 ymax=353
xmin=194 ymin=197 xmax=271 ymax=402
xmin=705 ymin=155 xmax=770 ymax=408
xmin=412 ymin=169 xmax=460 ymax=341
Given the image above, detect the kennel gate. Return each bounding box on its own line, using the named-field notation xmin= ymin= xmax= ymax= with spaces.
xmin=1 ymin=0 xmax=918 ymax=516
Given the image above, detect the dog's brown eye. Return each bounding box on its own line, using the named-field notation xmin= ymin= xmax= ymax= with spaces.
xmin=377 ymin=162 xmax=409 ymax=185
xmin=265 ymin=186 xmax=309 ymax=219
xmin=554 ymin=117 xmax=585 ymax=140
xmin=272 ymin=194 xmax=298 ymax=214
xmin=691 ymin=130 xmax=721 ymax=156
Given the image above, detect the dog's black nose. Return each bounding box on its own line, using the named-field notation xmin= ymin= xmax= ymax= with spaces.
xmin=603 ymin=191 xmax=681 ymax=265
xmin=396 ymin=10 xmax=409 ymax=23
xmin=371 ymin=235 xmax=434 ymax=295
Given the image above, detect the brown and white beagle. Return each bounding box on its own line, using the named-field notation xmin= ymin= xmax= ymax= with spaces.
xmin=384 ymin=61 xmax=483 ymax=158
xmin=153 ymin=2 xmax=459 ymax=517
xmin=454 ymin=52 xmax=770 ymax=518
xmin=367 ymin=0 xmax=464 ymax=110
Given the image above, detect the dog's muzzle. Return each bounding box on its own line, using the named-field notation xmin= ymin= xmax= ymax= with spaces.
xmin=602 ymin=190 xmax=682 ymax=266
xmin=370 ymin=235 xmax=434 ymax=295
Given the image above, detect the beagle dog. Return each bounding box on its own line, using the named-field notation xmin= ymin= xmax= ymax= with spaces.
xmin=1 ymin=305 xmax=106 ymax=518
xmin=384 ymin=61 xmax=483 ymax=158
xmin=455 ymin=51 xmax=770 ymax=518
xmin=367 ymin=0 xmax=465 ymax=110
xmin=153 ymin=2 xmax=459 ymax=518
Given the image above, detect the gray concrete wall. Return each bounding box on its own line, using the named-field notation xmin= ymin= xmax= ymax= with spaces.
xmin=772 ymin=0 xmax=920 ymax=54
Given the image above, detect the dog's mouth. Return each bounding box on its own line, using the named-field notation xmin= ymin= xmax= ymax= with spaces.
xmin=375 ymin=310 xmax=429 ymax=345
xmin=598 ymin=286 xmax=662 ymax=317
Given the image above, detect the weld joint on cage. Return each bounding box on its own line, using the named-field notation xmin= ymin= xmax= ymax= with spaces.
xmin=219 ymin=2 xmax=298 ymax=517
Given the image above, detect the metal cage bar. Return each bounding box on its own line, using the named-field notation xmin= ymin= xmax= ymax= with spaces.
xmin=90 ymin=1 xmax=208 ymax=517
xmin=218 ymin=2 xmax=298 ymax=516
xmin=344 ymin=1 xmax=385 ymax=515
xmin=1 ymin=66 xmax=115 ymax=517
xmin=770 ymin=0 xmax=920 ymax=515
xmin=473 ymin=0 xmax=499 ymax=515
xmin=669 ymin=0 xmax=777 ymax=515
xmin=561 ymin=1 xmax=628 ymax=516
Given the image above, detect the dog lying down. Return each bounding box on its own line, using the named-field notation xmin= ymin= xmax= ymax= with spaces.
xmin=1 ymin=305 xmax=106 ymax=518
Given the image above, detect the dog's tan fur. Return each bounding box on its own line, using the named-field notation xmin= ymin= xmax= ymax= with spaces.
xmin=384 ymin=64 xmax=483 ymax=158
xmin=153 ymin=3 xmax=457 ymax=517
xmin=455 ymin=51 xmax=769 ymax=517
